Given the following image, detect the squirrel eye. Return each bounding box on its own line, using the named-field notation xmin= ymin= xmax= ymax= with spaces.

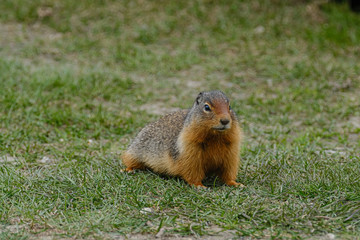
xmin=229 ymin=105 xmax=232 ymax=111
xmin=204 ymin=104 xmax=211 ymax=112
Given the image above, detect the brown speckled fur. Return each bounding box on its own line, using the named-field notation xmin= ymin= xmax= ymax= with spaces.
xmin=121 ymin=90 xmax=244 ymax=187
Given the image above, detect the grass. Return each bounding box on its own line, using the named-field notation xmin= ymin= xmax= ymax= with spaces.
xmin=0 ymin=0 xmax=359 ymax=239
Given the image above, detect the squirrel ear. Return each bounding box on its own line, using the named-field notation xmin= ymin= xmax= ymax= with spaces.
xmin=196 ymin=92 xmax=204 ymax=105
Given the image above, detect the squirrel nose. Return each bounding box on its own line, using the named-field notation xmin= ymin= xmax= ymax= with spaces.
xmin=220 ymin=119 xmax=230 ymax=126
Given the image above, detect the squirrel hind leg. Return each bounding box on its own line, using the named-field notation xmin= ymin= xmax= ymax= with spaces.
xmin=121 ymin=152 xmax=146 ymax=172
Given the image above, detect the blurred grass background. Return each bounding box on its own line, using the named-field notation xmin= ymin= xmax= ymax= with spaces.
xmin=0 ymin=0 xmax=359 ymax=239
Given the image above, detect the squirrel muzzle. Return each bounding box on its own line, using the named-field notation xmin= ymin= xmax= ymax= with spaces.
xmin=213 ymin=116 xmax=232 ymax=131
xmin=212 ymin=104 xmax=232 ymax=131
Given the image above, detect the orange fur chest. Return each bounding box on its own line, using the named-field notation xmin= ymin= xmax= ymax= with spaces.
xmin=198 ymin=141 xmax=231 ymax=173
xmin=178 ymin=124 xmax=239 ymax=172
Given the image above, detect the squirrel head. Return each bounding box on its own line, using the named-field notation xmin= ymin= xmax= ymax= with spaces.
xmin=189 ymin=90 xmax=235 ymax=133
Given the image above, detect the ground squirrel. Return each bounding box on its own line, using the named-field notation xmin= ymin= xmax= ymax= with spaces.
xmin=122 ymin=90 xmax=244 ymax=187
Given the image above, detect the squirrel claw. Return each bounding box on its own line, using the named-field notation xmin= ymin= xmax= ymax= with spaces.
xmin=226 ymin=180 xmax=245 ymax=187
xmin=121 ymin=168 xmax=136 ymax=173
xmin=190 ymin=183 xmax=207 ymax=188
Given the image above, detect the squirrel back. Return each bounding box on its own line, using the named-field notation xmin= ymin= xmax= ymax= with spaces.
xmin=122 ymin=90 xmax=243 ymax=187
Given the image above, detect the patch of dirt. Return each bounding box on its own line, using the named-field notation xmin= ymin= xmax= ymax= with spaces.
xmin=0 ymin=22 xmax=63 ymax=56
xmin=0 ymin=224 xmax=27 ymax=234
xmin=309 ymin=233 xmax=337 ymax=240
xmin=109 ymin=228 xmax=239 ymax=240
xmin=185 ymin=80 xmax=203 ymax=89
xmin=305 ymin=1 xmax=326 ymax=24
xmin=1 ymin=223 xmax=240 ymax=240
xmin=38 ymin=156 xmax=57 ymax=164
xmin=0 ymin=154 xmax=17 ymax=163
xmin=349 ymin=116 xmax=360 ymax=129
xmin=139 ymin=102 xmax=181 ymax=116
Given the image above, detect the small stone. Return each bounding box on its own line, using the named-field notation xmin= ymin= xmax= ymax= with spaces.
xmin=37 ymin=7 xmax=53 ymax=18
xmin=155 ymin=228 xmax=165 ymax=238
xmin=39 ymin=156 xmax=51 ymax=163
xmin=0 ymin=155 xmax=16 ymax=163
xmin=254 ymin=25 xmax=265 ymax=34
xmin=327 ymin=233 xmax=336 ymax=239
xmin=140 ymin=207 xmax=153 ymax=214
